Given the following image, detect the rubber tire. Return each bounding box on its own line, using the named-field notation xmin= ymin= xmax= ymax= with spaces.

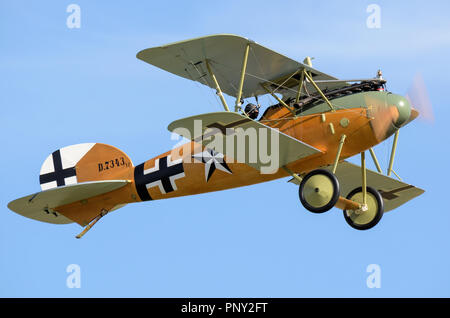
xmin=299 ymin=169 xmax=340 ymax=213
xmin=343 ymin=186 xmax=384 ymax=230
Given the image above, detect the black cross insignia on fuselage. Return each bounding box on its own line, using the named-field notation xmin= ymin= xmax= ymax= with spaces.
xmin=134 ymin=156 xmax=184 ymax=201
xmin=39 ymin=150 xmax=77 ymax=187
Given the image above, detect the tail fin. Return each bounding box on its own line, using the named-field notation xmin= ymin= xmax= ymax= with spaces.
xmin=39 ymin=143 xmax=133 ymax=190
xmin=8 ymin=143 xmax=134 ymax=236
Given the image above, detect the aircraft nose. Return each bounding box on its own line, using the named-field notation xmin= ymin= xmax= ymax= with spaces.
xmin=367 ymin=93 xmax=417 ymax=142
xmin=387 ymin=94 xmax=412 ymax=128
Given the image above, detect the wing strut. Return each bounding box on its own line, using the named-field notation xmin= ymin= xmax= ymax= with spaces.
xmin=205 ymin=59 xmax=230 ymax=112
xmin=303 ymin=70 xmax=335 ymax=112
xmin=295 ymin=70 xmax=306 ymax=103
xmin=235 ymin=42 xmax=250 ymax=112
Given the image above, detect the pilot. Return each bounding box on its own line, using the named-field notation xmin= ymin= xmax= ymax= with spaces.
xmin=244 ymin=103 xmax=260 ymax=120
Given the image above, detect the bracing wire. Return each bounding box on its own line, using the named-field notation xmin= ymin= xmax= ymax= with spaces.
xmin=180 ymin=48 xmax=222 ymax=111
xmin=211 ymin=59 xmax=345 ymax=112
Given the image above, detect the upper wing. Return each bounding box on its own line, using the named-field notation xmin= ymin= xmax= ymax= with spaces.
xmin=137 ymin=34 xmax=346 ymax=99
xmin=7 ymin=180 xmax=130 ymax=224
xmin=168 ymin=111 xmax=322 ymax=173
xmin=289 ymin=161 xmax=425 ymax=212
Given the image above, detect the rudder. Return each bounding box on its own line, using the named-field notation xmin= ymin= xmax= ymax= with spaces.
xmin=39 ymin=143 xmax=133 ymax=191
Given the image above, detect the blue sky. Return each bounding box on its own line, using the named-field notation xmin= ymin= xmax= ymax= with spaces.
xmin=1 ymin=0 xmax=449 ymax=297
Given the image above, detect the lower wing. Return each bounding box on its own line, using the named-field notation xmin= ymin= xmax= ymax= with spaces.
xmin=289 ymin=161 xmax=424 ymax=212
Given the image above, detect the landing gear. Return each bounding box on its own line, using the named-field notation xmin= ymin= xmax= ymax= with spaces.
xmin=289 ymin=149 xmax=384 ymax=230
xmin=343 ymin=186 xmax=384 ymax=230
xmin=299 ymin=169 xmax=340 ymax=213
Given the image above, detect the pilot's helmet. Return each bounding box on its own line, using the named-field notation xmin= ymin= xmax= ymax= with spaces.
xmin=244 ymin=103 xmax=260 ymax=119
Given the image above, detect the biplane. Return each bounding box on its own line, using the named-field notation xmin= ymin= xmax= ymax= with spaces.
xmin=8 ymin=34 xmax=425 ymax=238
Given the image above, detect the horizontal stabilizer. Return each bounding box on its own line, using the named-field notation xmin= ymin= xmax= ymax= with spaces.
xmin=289 ymin=161 xmax=424 ymax=212
xmin=7 ymin=180 xmax=130 ymax=224
xmin=169 ymin=111 xmax=322 ymax=173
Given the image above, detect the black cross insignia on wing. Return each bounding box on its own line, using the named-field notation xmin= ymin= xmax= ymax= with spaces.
xmin=193 ymin=118 xmax=253 ymax=143
xmin=39 ymin=150 xmax=77 ymax=188
xmin=134 ymin=155 xmax=185 ymax=201
xmin=378 ymin=185 xmax=414 ymax=200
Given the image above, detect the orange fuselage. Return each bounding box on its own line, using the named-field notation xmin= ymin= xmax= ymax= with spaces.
xmin=57 ymin=90 xmax=409 ymax=226
xmin=133 ymin=106 xmax=379 ymax=201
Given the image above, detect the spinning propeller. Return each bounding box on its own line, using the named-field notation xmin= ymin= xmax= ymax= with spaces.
xmin=405 ymin=73 xmax=434 ymax=124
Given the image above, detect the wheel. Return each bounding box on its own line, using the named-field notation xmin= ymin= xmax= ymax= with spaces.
xmin=299 ymin=169 xmax=340 ymax=213
xmin=343 ymin=186 xmax=384 ymax=230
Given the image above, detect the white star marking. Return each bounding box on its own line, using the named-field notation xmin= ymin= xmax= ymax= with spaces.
xmin=192 ymin=149 xmax=232 ymax=182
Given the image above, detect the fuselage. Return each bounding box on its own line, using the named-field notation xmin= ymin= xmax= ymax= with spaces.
xmin=129 ymin=90 xmax=413 ymax=203
xmin=52 ymin=90 xmax=416 ymax=225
